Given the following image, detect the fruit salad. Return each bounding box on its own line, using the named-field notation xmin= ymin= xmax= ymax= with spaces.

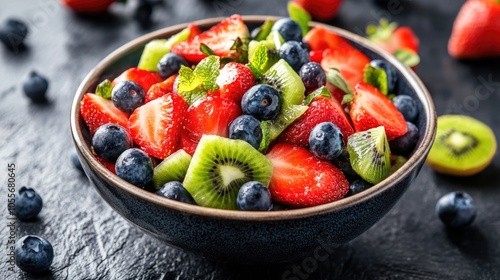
xmin=80 ymin=14 xmax=421 ymax=210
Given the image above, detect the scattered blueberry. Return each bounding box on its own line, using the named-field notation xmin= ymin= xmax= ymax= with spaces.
xmin=92 ymin=124 xmax=133 ymax=161
xmin=229 ymin=115 xmax=263 ymax=150
xmin=157 ymin=52 xmax=188 ymax=79
xmin=271 ymin=18 xmax=302 ymax=42
xmin=241 ymin=84 xmax=282 ymax=121
xmin=332 ymin=148 xmax=360 ymax=182
xmin=370 ymin=59 xmax=398 ymax=93
xmin=299 ymin=62 xmax=326 ymax=92
xmin=237 ymin=181 xmax=273 ymax=211
xmin=436 ymin=192 xmax=476 ymax=229
xmin=15 ymin=235 xmax=54 ymax=273
xmin=111 ymin=81 xmax=145 ymax=114
xmin=115 ymin=148 xmax=154 ymax=189
xmin=279 ymin=41 xmax=310 ymax=71
xmin=156 ymin=181 xmax=196 ymax=204
xmin=309 ymin=122 xmax=343 ymax=161
xmin=71 ymin=150 xmax=84 ymax=172
xmin=389 ymin=122 xmax=419 ymax=155
xmin=0 ymin=18 xmax=29 ymax=51
xmin=300 ymin=41 xmax=311 ymax=52
xmin=15 ymin=187 xmax=43 ymax=221
xmin=22 ymin=71 xmax=49 ymax=103
xmin=346 ymin=179 xmax=372 ymax=196
xmin=392 ymin=94 xmax=418 ymax=123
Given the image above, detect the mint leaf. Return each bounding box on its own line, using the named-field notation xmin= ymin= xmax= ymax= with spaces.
xmin=288 ymin=2 xmax=311 ymax=36
xmin=253 ymin=20 xmax=275 ymax=41
xmin=258 ymin=120 xmax=271 ymax=153
xmin=194 ymin=55 xmax=220 ymax=91
xmin=177 ymin=56 xmax=220 ymax=104
xmin=96 ymin=79 xmax=113 ymax=99
xmin=363 ymin=64 xmax=388 ymax=95
xmin=394 ymin=49 xmax=420 ymax=68
xmin=178 ymin=65 xmax=199 ymax=93
xmin=247 ymin=44 xmax=268 ymax=78
xmin=200 ymin=43 xmax=215 ymax=56
xmin=341 ymin=94 xmax=353 ymax=105
xmin=305 ymin=86 xmax=332 ymax=105
xmin=326 ymin=68 xmax=352 ymax=95
xmin=180 ymin=87 xmax=207 ymax=105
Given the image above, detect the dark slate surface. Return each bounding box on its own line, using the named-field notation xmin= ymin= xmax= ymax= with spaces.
xmin=1 ymin=0 xmax=500 ymax=279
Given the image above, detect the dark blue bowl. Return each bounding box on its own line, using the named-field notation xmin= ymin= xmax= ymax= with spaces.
xmin=70 ymin=16 xmax=436 ymax=264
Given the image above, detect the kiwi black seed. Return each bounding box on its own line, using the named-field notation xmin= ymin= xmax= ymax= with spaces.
xmin=347 ymin=126 xmax=391 ymax=184
xmin=182 ymin=135 xmax=273 ymax=210
xmin=426 ymin=115 xmax=496 ymax=176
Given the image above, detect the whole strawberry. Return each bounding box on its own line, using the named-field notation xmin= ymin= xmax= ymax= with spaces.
xmin=292 ymin=0 xmax=343 ymax=21
xmin=448 ymin=0 xmax=500 ymax=59
xmin=60 ymin=0 xmax=116 ymax=14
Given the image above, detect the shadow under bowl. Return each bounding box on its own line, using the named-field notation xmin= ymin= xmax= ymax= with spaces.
xmin=70 ymin=16 xmax=436 ymax=264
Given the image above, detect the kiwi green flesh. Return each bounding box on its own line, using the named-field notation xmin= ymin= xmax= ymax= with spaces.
xmin=183 ymin=135 xmax=273 ymax=210
xmin=268 ymin=105 xmax=308 ymax=141
xmin=152 ymin=149 xmax=192 ymax=189
xmin=390 ymin=155 xmax=408 ymax=175
xmin=347 ymin=126 xmax=391 ymax=184
xmin=426 ymin=115 xmax=497 ymax=174
xmin=262 ymin=59 xmax=305 ymax=108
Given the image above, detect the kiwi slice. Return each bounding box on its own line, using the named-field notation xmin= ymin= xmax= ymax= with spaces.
xmin=390 ymin=155 xmax=408 ymax=175
xmin=137 ymin=27 xmax=192 ymax=71
xmin=426 ymin=115 xmax=496 ymax=176
xmin=152 ymin=149 xmax=192 ymax=189
xmin=347 ymin=126 xmax=391 ymax=184
xmin=183 ymin=135 xmax=273 ymax=210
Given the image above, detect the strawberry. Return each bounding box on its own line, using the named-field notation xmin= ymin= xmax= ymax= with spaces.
xmin=448 ymin=0 xmax=500 ymax=59
xmin=278 ymin=97 xmax=353 ymax=146
xmin=181 ymin=96 xmax=242 ymax=151
xmin=93 ymin=150 xmax=116 ymax=174
xmin=304 ymin=26 xmax=351 ymax=52
xmin=186 ymin=23 xmax=202 ymax=40
xmin=321 ymin=44 xmax=370 ymax=102
xmin=145 ymin=74 xmax=178 ymax=103
xmin=80 ymin=93 xmax=129 ymax=134
xmin=128 ymin=92 xmax=188 ymax=159
xmin=170 ymin=15 xmax=249 ymax=64
xmin=266 ymin=143 xmax=349 ymax=207
xmin=349 ymin=82 xmax=407 ymax=140
xmin=292 ymin=0 xmax=343 ymax=21
xmin=213 ymin=62 xmax=255 ymax=104
xmin=112 ymin=67 xmax=163 ymax=93
xmin=60 ymin=0 xmax=116 ymax=14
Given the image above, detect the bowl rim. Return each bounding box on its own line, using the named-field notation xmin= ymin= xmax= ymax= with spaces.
xmin=70 ymin=15 xmax=436 ymax=221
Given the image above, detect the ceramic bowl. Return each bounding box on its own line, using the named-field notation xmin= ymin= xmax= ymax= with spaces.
xmin=70 ymin=16 xmax=436 ymax=264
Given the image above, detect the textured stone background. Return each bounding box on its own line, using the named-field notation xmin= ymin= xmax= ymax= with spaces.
xmin=1 ymin=0 xmax=500 ymax=279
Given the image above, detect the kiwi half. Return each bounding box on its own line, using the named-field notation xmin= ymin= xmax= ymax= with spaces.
xmin=183 ymin=135 xmax=273 ymax=210
xmin=347 ymin=126 xmax=391 ymax=184
xmin=426 ymin=115 xmax=496 ymax=176
xmin=152 ymin=149 xmax=192 ymax=189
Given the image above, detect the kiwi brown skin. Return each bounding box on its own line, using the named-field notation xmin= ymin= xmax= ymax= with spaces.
xmin=426 ymin=115 xmax=497 ymax=176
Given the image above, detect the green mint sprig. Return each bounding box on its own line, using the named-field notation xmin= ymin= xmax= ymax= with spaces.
xmin=177 ymin=55 xmax=220 ymax=105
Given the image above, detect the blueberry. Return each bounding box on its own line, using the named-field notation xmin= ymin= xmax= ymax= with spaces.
xmin=237 ymin=181 xmax=273 ymax=211
xmin=241 ymin=84 xmax=282 ymax=121
xmin=389 ymin=122 xmax=419 ymax=155
xmin=15 ymin=187 xmax=43 ymax=221
xmin=299 ymin=62 xmax=326 ymax=92
xmin=370 ymin=59 xmax=398 ymax=93
xmin=15 ymin=235 xmax=54 ymax=273
xmin=111 ymin=81 xmax=145 ymax=114
xmin=115 ymin=148 xmax=154 ymax=189
xmin=71 ymin=150 xmax=84 ymax=172
xmin=134 ymin=0 xmax=154 ymax=29
xmin=392 ymin=94 xmax=418 ymax=123
xmin=22 ymin=71 xmax=49 ymax=103
xmin=156 ymin=181 xmax=196 ymax=204
xmin=0 ymin=18 xmax=29 ymax=51
xmin=436 ymin=192 xmax=476 ymax=229
xmin=229 ymin=115 xmax=263 ymax=149
xmin=309 ymin=122 xmax=343 ymax=161
xmin=301 ymin=41 xmax=311 ymax=52
xmin=346 ymin=179 xmax=373 ymax=196
xmin=279 ymin=41 xmax=310 ymax=71
xmin=271 ymin=18 xmax=302 ymax=42
xmin=92 ymin=124 xmax=133 ymax=161
xmin=157 ymin=52 xmax=188 ymax=79
xmin=332 ymin=148 xmax=360 ymax=182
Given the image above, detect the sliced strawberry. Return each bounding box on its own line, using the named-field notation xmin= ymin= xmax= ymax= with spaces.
xmin=178 ymin=131 xmax=198 ymax=156
xmin=80 ymin=93 xmax=129 ymax=134
xmin=182 ymin=96 xmax=242 ymax=149
xmin=61 ymin=0 xmax=116 ymax=14
xmin=170 ymin=15 xmax=249 ymax=63
xmin=266 ymin=143 xmax=349 ymax=207
xmin=128 ymin=92 xmax=188 ymax=159
xmin=321 ymin=45 xmax=370 ymax=92
xmin=278 ymin=97 xmax=353 ymax=146
xmin=304 ymin=26 xmax=351 ymax=52
xmin=293 ymin=0 xmax=343 ymax=21
xmin=349 ymin=82 xmax=407 ymax=140
xmin=214 ymin=62 xmax=255 ymax=104
xmin=187 ymin=23 xmax=202 ymax=40
xmin=112 ymin=67 xmax=163 ymax=93
xmin=145 ymin=74 xmax=178 ymax=103
xmin=309 ymin=50 xmax=324 ymax=63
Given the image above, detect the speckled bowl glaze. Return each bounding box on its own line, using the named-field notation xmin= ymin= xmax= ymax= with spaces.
xmin=70 ymin=16 xmax=436 ymax=264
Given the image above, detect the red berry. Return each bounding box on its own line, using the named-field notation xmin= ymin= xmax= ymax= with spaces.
xmin=60 ymin=0 xmax=116 ymax=14
xmin=293 ymin=0 xmax=343 ymax=21
xmin=145 ymin=74 xmax=178 ymax=103
xmin=80 ymin=93 xmax=129 ymax=135
xmin=112 ymin=67 xmax=163 ymax=93
xmin=214 ymin=62 xmax=255 ymax=104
